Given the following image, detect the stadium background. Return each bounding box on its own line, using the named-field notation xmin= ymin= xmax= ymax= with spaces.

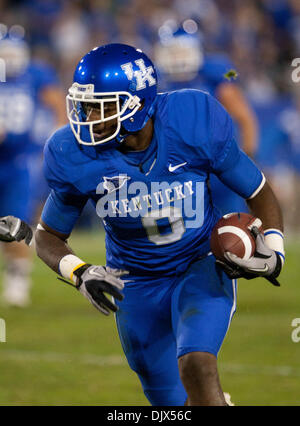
xmin=0 ymin=0 xmax=300 ymax=406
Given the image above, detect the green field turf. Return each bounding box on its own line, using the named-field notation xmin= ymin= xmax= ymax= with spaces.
xmin=0 ymin=230 xmax=299 ymax=406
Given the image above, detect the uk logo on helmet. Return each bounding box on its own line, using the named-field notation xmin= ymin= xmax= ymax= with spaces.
xmin=121 ymin=59 xmax=157 ymax=91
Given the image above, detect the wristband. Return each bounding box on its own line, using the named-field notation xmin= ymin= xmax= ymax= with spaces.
xmin=59 ymin=254 xmax=87 ymax=283
xmin=264 ymin=229 xmax=285 ymax=265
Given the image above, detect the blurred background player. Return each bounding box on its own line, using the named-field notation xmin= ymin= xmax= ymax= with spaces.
xmin=154 ymin=19 xmax=259 ymax=215
xmin=0 ymin=26 xmax=66 ymax=307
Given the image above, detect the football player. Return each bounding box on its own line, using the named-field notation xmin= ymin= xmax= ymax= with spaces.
xmin=154 ymin=22 xmax=259 ymax=215
xmin=0 ymin=33 xmax=66 ymax=307
xmin=35 ymin=44 xmax=284 ymax=406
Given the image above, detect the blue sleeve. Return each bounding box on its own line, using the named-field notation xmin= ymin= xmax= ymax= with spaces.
xmin=167 ymin=90 xmax=240 ymax=171
xmin=43 ymin=139 xmax=68 ymax=192
xmin=41 ymin=190 xmax=87 ymax=235
xmin=42 ymin=132 xmax=88 ymax=233
xmin=43 ymin=132 xmax=82 ymax=195
xmin=217 ymin=151 xmax=264 ymax=199
xmin=207 ymin=93 xmax=240 ymax=173
xmin=208 ymin=94 xmax=263 ymax=198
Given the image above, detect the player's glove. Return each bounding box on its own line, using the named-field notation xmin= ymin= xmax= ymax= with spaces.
xmin=216 ymin=227 xmax=282 ymax=286
xmin=0 ymin=215 xmax=33 ymax=245
xmin=72 ymin=264 xmax=127 ymax=315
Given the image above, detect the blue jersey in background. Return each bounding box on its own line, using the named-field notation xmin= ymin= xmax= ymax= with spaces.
xmin=0 ymin=60 xmax=59 ymax=223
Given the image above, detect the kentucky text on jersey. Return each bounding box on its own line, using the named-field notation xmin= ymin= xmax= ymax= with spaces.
xmin=96 ymin=178 xmax=203 ymax=226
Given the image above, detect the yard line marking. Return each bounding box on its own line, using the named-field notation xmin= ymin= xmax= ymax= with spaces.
xmin=221 ymin=363 xmax=300 ymax=378
xmin=0 ymin=349 xmax=299 ymax=378
xmin=0 ymin=349 xmax=127 ymax=366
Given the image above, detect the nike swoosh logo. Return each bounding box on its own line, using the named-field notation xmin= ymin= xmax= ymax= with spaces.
xmin=88 ymin=267 xmax=105 ymax=278
xmin=168 ymin=162 xmax=187 ymax=172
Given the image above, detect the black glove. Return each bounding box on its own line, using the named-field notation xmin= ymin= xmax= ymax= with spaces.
xmin=0 ymin=215 xmax=33 ymax=245
xmin=72 ymin=264 xmax=128 ymax=315
xmin=216 ymin=226 xmax=282 ymax=286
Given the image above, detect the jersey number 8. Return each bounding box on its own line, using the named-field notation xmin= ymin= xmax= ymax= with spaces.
xmin=142 ymin=206 xmax=185 ymax=246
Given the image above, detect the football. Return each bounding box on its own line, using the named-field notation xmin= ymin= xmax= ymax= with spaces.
xmin=210 ymin=212 xmax=263 ymax=261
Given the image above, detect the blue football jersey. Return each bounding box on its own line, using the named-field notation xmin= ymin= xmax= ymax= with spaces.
xmin=158 ymin=53 xmax=235 ymax=96
xmin=42 ymin=89 xmax=263 ymax=276
xmin=0 ymin=60 xmax=58 ymax=161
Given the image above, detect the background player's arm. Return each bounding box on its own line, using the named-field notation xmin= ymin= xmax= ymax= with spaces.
xmin=217 ymin=82 xmax=258 ymax=158
xmin=40 ymin=86 xmax=67 ymax=128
